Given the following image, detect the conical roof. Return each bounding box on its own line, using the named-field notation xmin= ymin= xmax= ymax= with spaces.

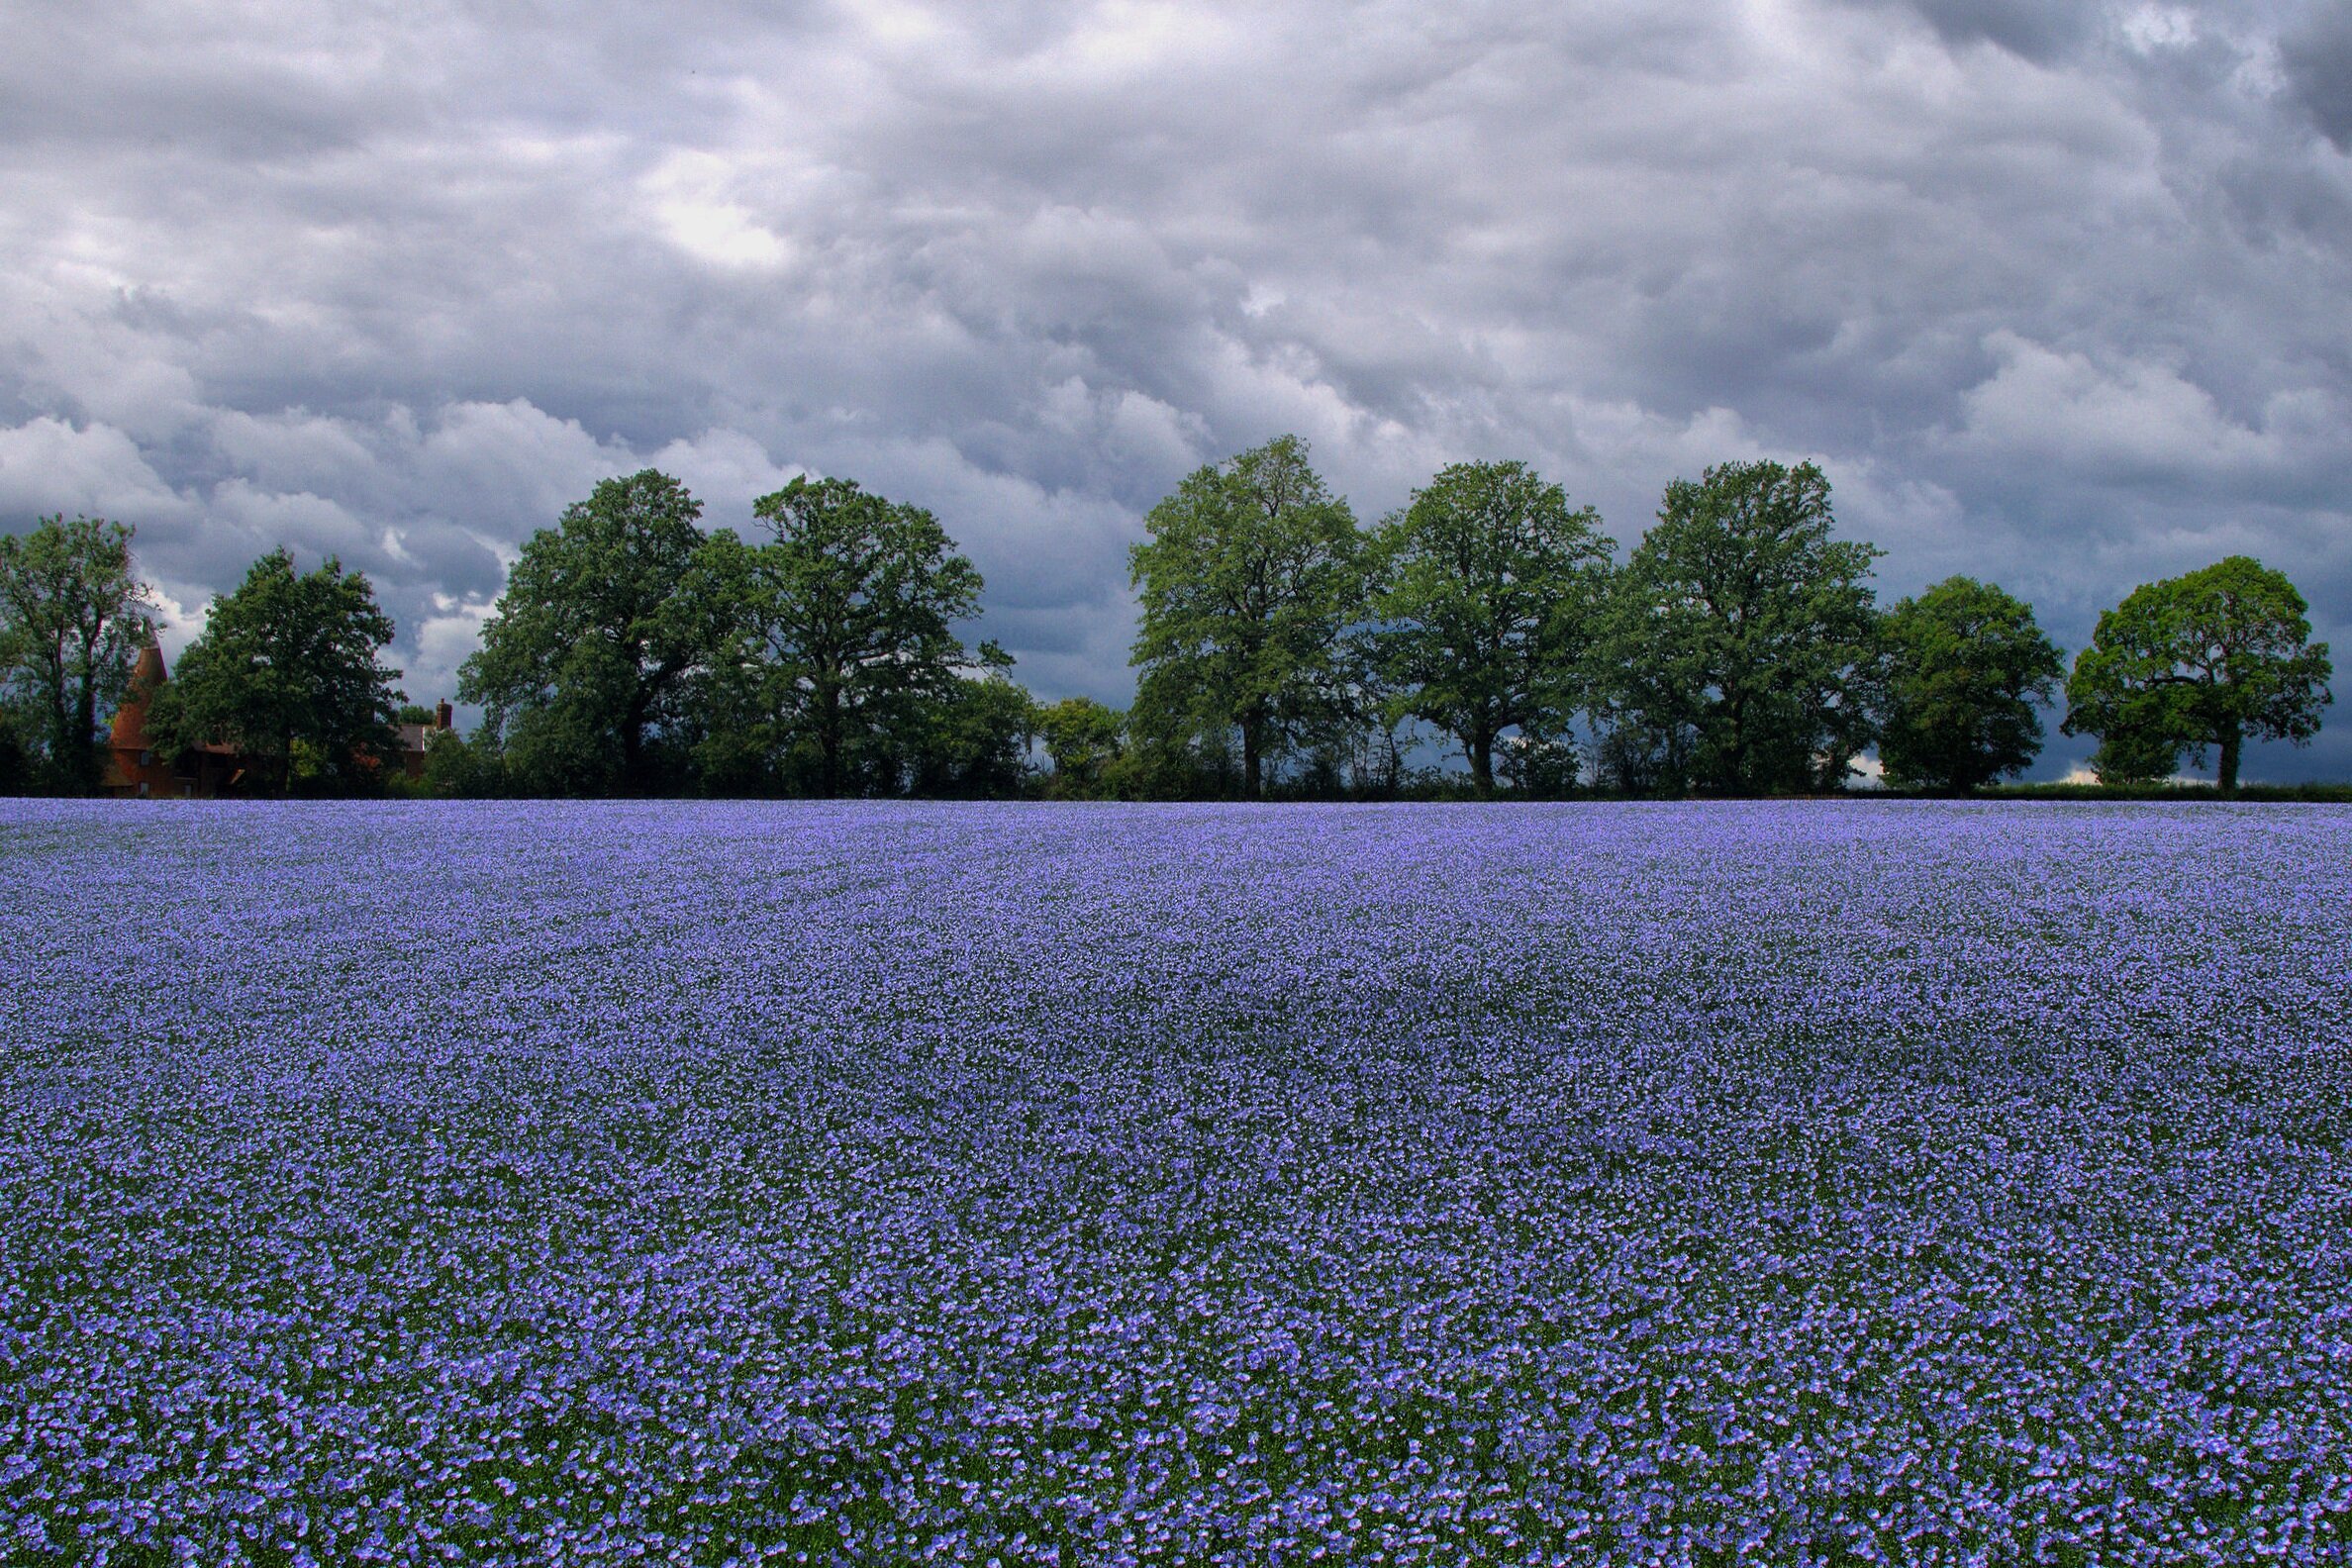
xmin=109 ymin=643 xmax=167 ymax=750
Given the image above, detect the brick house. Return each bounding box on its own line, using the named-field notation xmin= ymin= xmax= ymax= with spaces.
xmin=396 ymin=701 xmax=456 ymax=781
xmin=103 ymin=643 xmax=453 ymax=796
xmin=102 ymin=644 xmax=250 ymax=798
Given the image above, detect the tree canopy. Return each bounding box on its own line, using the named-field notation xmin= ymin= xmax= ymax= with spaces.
xmin=146 ymin=548 xmax=402 ymax=795
xmin=1597 ymin=460 xmax=1880 ymax=794
xmin=1036 ymin=696 xmax=1125 ymax=798
xmin=1368 ymin=460 xmax=1615 ymax=795
xmin=689 ymin=476 xmax=988 ymax=796
xmin=24 ymin=444 xmax=2324 ymax=804
xmin=2063 ymin=555 xmax=2332 ymax=791
xmin=1129 ymin=436 xmax=1369 ymax=798
xmin=0 ymin=514 xmax=159 ymax=793
xmin=1871 ymin=576 xmax=2064 ymax=793
xmin=459 ymin=469 xmax=711 ymax=795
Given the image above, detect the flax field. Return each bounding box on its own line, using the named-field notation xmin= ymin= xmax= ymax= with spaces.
xmin=4 ymin=800 xmax=2350 ymax=1566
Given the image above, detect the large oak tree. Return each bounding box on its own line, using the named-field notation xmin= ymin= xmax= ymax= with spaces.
xmin=2063 ymin=555 xmax=2331 ymax=791
xmin=1367 ymin=460 xmax=1614 ymax=795
xmin=1598 ymin=460 xmax=1880 ymax=795
xmin=146 ymin=548 xmax=402 ymax=795
xmin=691 ymin=476 xmax=987 ymax=796
xmin=459 ymin=469 xmax=710 ymax=794
xmin=1871 ymin=576 xmax=2064 ymax=793
xmin=1128 ymin=436 xmax=1369 ymax=798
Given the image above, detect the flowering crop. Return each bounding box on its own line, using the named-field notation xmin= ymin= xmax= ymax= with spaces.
xmin=3 ymin=799 xmax=2350 ymax=1567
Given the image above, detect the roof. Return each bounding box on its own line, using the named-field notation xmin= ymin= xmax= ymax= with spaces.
xmin=109 ymin=644 xmax=167 ymax=751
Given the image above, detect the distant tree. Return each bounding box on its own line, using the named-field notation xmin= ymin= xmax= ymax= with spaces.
xmin=1129 ymin=436 xmax=1370 ymax=798
xmin=0 ymin=515 xmax=159 ymax=793
xmin=419 ymin=727 xmax=509 ymax=799
xmin=691 ymin=476 xmax=987 ymax=797
xmin=2087 ymin=726 xmax=2183 ymax=787
xmin=1036 ymin=696 xmax=1125 ymax=798
xmin=459 ymin=470 xmax=710 ymax=795
xmin=146 ymin=548 xmax=402 ymax=795
xmin=1589 ymin=715 xmax=1695 ymax=796
xmin=1367 ymin=460 xmax=1615 ymax=795
xmin=1102 ymin=731 xmax=1229 ymax=801
xmin=1596 ymin=460 xmax=1880 ymax=794
xmin=1498 ymin=726 xmax=1585 ymax=798
xmin=896 ymin=664 xmax=1035 ymax=798
xmin=2062 ymin=556 xmax=2332 ymax=792
xmin=1871 ymin=576 xmax=2064 ymax=793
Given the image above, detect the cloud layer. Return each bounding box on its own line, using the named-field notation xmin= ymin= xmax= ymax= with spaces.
xmin=3 ymin=0 xmax=2346 ymax=776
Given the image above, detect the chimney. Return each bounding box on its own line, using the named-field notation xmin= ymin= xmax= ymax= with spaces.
xmin=435 ymin=699 xmax=452 ymax=732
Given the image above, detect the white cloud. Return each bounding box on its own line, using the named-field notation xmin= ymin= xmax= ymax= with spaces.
xmin=0 ymin=418 xmax=191 ymax=523
xmin=642 ymin=150 xmax=795 ymax=270
xmin=1951 ymin=331 xmax=2304 ymax=479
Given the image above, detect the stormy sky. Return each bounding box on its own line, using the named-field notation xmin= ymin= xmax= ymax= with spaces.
xmin=3 ymin=0 xmax=2346 ymax=779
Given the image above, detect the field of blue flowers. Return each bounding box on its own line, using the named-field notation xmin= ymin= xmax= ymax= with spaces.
xmin=5 ymin=800 xmax=2350 ymax=1566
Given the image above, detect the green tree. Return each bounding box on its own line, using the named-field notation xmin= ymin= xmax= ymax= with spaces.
xmin=1597 ymin=460 xmax=1880 ymax=794
xmin=895 ymin=667 xmax=1035 ymax=798
xmin=0 ymin=514 xmax=159 ymax=793
xmin=146 ymin=548 xmax=402 ymax=795
xmin=1368 ymin=459 xmax=1615 ymax=795
xmin=2087 ymin=726 xmax=2183 ymax=787
xmin=1129 ymin=436 xmax=1370 ymax=798
xmin=2062 ymin=555 xmax=2332 ymax=792
xmin=459 ymin=470 xmax=710 ymax=795
xmin=1871 ymin=576 xmax=2063 ymax=793
xmin=694 ymin=476 xmax=987 ymax=796
xmin=1036 ymin=696 xmax=1125 ymax=798
xmin=419 ymin=727 xmax=509 ymax=798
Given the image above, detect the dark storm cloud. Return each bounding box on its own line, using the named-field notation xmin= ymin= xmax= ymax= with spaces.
xmin=1854 ymin=0 xmax=2104 ymax=61
xmin=2281 ymin=6 xmax=2352 ymax=149
xmin=2 ymin=0 xmax=2346 ymax=777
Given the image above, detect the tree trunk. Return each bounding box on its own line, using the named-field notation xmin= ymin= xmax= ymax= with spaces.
xmin=71 ymin=683 xmax=98 ymax=795
xmin=1241 ymin=720 xmax=1261 ymax=800
xmin=45 ymin=666 xmax=73 ymax=786
xmin=819 ymin=683 xmax=843 ymax=797
xmin=2218 ymin=722 xmax=2241 ymax=794
xmin=621 ymin=711 xmax=644 ymax=794
xmin=1467 ymin=732 xmax=1494 ymax=797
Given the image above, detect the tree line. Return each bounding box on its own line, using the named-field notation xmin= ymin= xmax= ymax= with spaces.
xmin=0 ymin=437 xmax=2332 ymax=798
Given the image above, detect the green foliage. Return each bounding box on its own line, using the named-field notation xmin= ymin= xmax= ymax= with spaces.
xmin=1036 ymin=697 xmax=1125 ymax=798
xmin=146 ymin=548 xmax=402 ymax=795
xmin=2063 ymin=556 xmax=2332 ymax=792
xmin=894 ymin=669 xmax=1035 ymax=798
xmin=1128 ymin=436 xmax=1371 ymax=798
xmin=1597 ymin=460 xmax=1881 ymax=795
xmin=459 ymin=470 xmax=711 ymax=795
xmin=1368 ymin=460 xmax=1615 ymax=795
xmin=1871 ymin=576 xmax=2063 ymax=793
xmin=1101 ymin=732 xmax=1229 ymax=801
xmin=0 ymin=514 xmax=159 ymax=794
xmin=2088 ymin=726 xmax=2183 ymax=787
xmin=690 ymin=476 xmax=987 ymax=796
xmin=419 ymin=727 xmax=510 ymax=798
xmin=1498 ymin=726 xmax=1584 ymax=798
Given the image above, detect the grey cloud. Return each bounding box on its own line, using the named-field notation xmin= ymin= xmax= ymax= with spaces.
xmin=2281 ymin=7 xmax=2352 ymax=148
xmin=2 ymin=0 xmax=2348 ymax=778
xmin=1847 ymin=0 xmax=2103 ymax=61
